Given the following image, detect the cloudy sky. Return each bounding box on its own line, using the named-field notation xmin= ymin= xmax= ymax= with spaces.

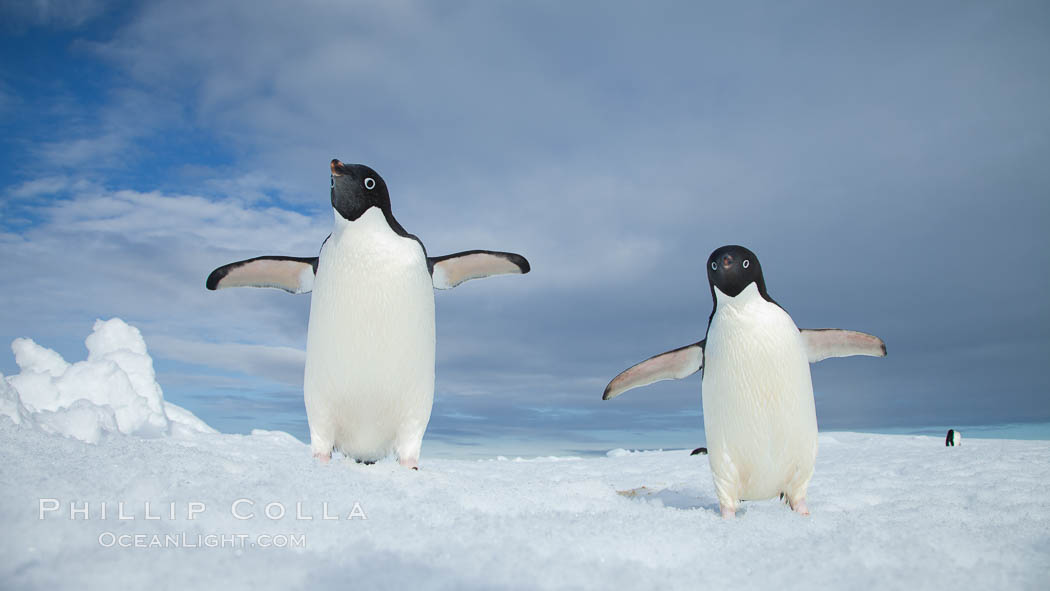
xmin=2 ymin=1 xmax=1048 ymax=455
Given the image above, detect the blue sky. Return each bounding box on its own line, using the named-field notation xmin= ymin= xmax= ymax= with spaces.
xmin=2 ymin=1 xmax=1048 ymax=455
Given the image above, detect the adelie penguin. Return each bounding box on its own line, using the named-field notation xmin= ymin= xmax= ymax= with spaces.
xmin=603 ymin=245 xmax=886 ymax=518
xmin=207 ymin=159 xmax=530 ymax=469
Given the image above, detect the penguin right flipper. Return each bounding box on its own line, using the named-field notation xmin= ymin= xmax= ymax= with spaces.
xmin=429 ymin=250 xmax=530 ymax=289
xmin=602 ymin=341 xmax=705 ymax=400
xmin=206 ymin=256 xmax=318 ymax=294
xmin=800 ymin=329 xmax=887 ymax=363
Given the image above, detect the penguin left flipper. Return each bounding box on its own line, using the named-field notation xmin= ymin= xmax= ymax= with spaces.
xmin=602 ymin=341 xmax=705 ymax=400
xmin=800 ymin=329 xmax=887 ymax=363
xmin=429 ymin=250 xmax=530 ymax=290
xmin=206 ymin=256 xmax=318 ymax=294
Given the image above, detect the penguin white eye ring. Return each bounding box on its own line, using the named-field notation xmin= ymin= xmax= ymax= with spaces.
xmin=742 ymin=259 xmax=750 ymax=269
xmin=711 ymin=261 xmax=718 ymax=271
xmin=364 ymin=177 xmax=376 ymax=190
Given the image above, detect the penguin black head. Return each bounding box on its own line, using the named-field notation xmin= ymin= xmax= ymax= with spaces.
xmin=706 ymin=245 xmax=768 ymax=300
xmin=330 ymin=159 xmax=391 ymax=221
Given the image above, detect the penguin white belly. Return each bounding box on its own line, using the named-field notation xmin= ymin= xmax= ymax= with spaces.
xmin=701 ymin=285 xmax=817 ymax=505
xmin=303 ymin=208 xmax=435 ymax=461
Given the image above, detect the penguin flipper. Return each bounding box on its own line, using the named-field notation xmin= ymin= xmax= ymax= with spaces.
xmin=602 ymin=341 xmax=705 ymax=400
xmin=206 ymin=256 xmax=318 ymax=294
xmin=429 ymin=250 xmax=530 ymax=289
xmin=800 ymin=329 xmax=886 ymax=363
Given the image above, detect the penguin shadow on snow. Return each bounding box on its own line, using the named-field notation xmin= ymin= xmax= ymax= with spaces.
xmin=654 ymin=489 xmax=723 ymax=514
xmin=616 ymin=449 xmax=725 ymax=515
xmin=618 ymin=482 xmax=787 ymax=518
xmin=617 ymin=484 xmax=724 ymax=514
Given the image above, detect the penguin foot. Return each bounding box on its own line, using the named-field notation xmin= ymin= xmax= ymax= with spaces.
xmin=313 ymin=451 xmax=331 ymax=464
xmin=354 ymin=459 xmax=376 ymax=465
xmin=398 ymin=457 xmax=419 ymax=470
xmin=720 ymin=505 xmax=736 ymax=519
xmin=789 ymin=498 xmax=810 ymax=516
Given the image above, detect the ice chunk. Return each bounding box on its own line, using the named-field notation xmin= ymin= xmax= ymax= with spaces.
xmin=32 ymin=399 xmax=119 ymax=444
xmin=166 ymin=401 xmax=217 ymax=436
xmin=2 ymin=318 xmax=214 ymax=443
xmin=0 ymin=373 xmax=29 ymax=425
xmin=12 ymin=337 xmax=69 ymax=377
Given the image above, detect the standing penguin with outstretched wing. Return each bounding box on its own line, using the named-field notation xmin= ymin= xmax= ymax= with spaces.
xmin=603 ymin=245 xmax=885 ymax=517
xmin=207 ymin=159 xmax=529 ymax=469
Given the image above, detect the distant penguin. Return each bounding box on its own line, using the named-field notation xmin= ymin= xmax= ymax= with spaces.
xmin=603 ymin=245 xmax=886 ymax=518
xmin=207 ymin=159 xmax=530 ymax=469
xmin=690 ymin=447 xmax=708 ymax=456
xmin=946 ymin=429 xmax=961 ymax=446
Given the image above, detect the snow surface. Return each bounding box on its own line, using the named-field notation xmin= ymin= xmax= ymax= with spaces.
xmin=2 ymin=322 xmax=1049 ymax=589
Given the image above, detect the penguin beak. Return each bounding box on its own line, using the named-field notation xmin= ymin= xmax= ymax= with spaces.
xmin=721 ymin=254 xmax=734 ymax=269
xmin=330 ymin=159 xmax=344 ymax=176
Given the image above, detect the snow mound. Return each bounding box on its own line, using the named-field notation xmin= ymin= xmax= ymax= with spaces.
xmin=1 ymin=318 xmax=215 ymax=442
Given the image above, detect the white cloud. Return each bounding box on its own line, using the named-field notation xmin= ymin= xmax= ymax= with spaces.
xmin=7 ymin=176 xmax=71 ymax=199
xmin=0 ymin=183 xmax=327 ymax=377
xmin=0 ymin=0 xmax=110 ymax=29
xmin=148 ymin=336 xmax=306 ymax=387
xmin=30 ymin=86 xmax=187 ymax=170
